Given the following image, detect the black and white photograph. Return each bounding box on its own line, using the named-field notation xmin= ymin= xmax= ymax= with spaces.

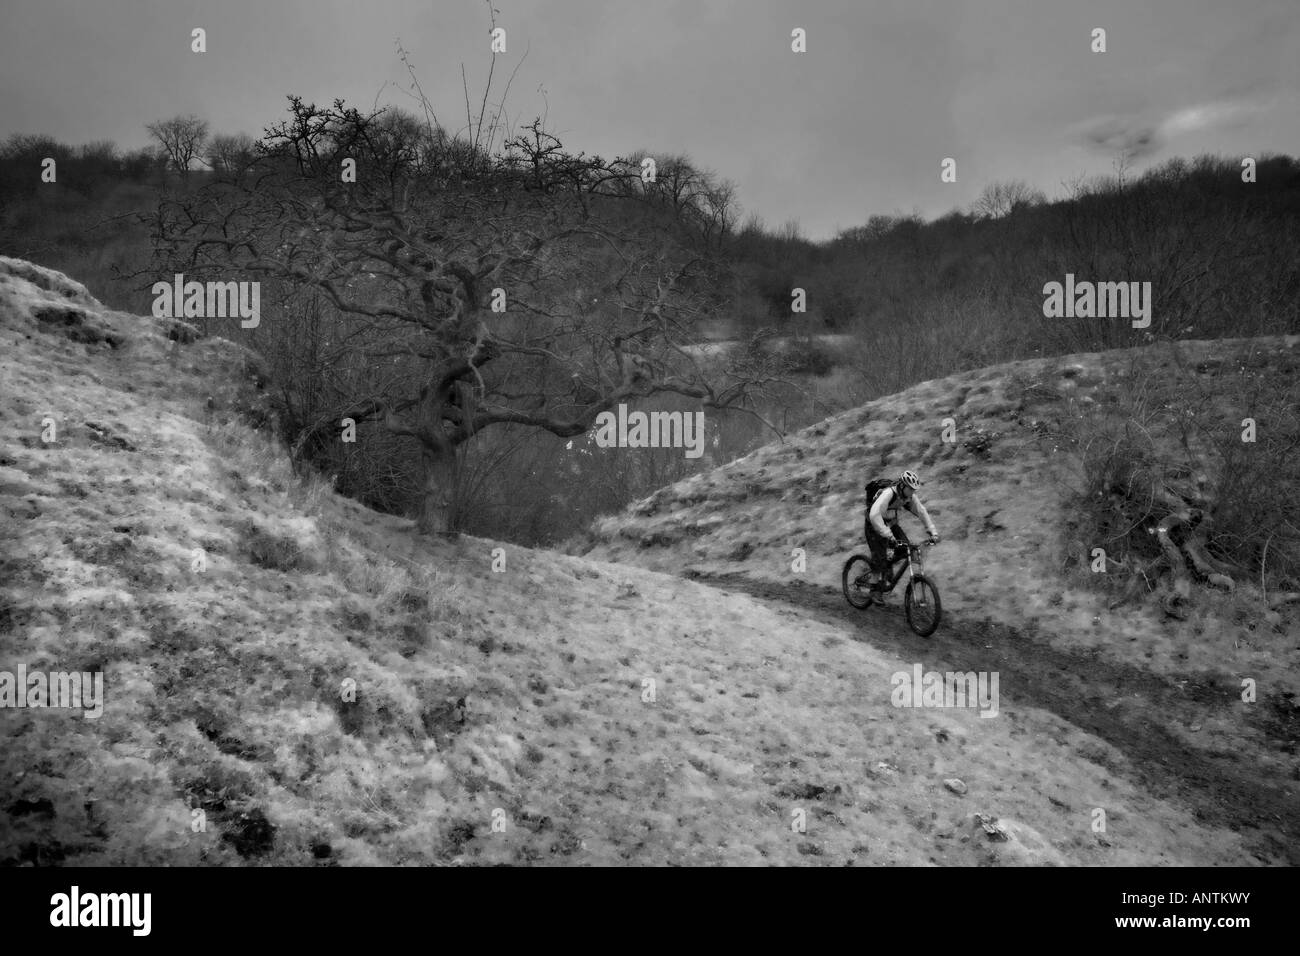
xmin=0 ymin=0 xmax=1296 ymax=927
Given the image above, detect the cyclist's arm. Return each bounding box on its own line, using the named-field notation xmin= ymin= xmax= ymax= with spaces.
xmin=869 ymin=488 xmax=894 ymax=537
xmin=911 ymin=496 xmax=938 ymax=538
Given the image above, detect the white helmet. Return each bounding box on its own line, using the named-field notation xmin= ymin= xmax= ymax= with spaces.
xmin=899 ymin=470 xmax=921 ymax=489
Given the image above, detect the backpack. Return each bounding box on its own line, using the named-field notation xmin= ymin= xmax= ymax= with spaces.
xmin=864 ymin=478 xmax=895 ymax=509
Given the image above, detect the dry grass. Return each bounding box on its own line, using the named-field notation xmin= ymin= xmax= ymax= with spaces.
xmin=0 ymin=257 xmax=1284 ymax=867
xmin=579 ymin=335 xmax=1300 ymax=716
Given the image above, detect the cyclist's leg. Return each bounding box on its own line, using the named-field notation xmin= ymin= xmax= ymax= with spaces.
xmin=886 ymin=525 xmax=910 ymax=572
xmin=893 ymin=524 xmax=911 ymax=552
xmin=867 ymin=528 xmax=889 ymax=573
xmin=868 ymin=526 xmax=903 ymax=598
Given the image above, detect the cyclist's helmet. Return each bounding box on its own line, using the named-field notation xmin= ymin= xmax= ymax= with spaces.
xmin=899 ymin=470 xmax=921 ymax=490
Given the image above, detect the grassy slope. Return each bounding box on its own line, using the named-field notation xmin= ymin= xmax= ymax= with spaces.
xmin=575 ymin=334 xmax=1300 ymax=862
xmin=579 ymin=339 xmax=1300 ymax=679
xmin=0 ymin=257 xmax=1269 ymax=866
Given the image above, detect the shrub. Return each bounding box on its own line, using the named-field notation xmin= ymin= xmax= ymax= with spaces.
xmin=1067 ymin=345 xmax=1300 ymax=608
xmin=243 ymin=522 xmax=307 ymax=572
xmin=783 ymin=336 xmax=836 ymax=376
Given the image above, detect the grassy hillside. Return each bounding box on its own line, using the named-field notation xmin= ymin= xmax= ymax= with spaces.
xmin=576 ymin=339 xmax=1300 ymax=669
xmin=572 ymin=335 xmax=1300 ymax=863
xmin=0 ymin=257 xmax=1288 ymax=865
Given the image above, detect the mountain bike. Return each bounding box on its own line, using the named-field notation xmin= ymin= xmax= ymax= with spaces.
xmin=842 ymin=540 xmax=942 ymax=637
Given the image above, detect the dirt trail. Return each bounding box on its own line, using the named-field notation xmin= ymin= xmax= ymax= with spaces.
xmin=691 ymin=570 xmax=1300 ymax=865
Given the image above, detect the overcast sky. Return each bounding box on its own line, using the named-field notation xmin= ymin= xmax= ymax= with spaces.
xmin=2 ymin=0 xmax=1297 ymax=240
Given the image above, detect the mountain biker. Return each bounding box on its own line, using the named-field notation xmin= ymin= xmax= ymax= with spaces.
xmin=865 ymin=470 xmax=940 ymax=591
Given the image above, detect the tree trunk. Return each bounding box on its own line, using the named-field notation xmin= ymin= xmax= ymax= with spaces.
xmin=417 ymin=444 xmax=458 ymax=535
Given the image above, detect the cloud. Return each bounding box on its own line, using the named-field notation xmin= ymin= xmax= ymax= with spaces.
xmin=1160 ymin=99 xmax=1265 ymax=137
xmin=1074 ymin=96 xmax=1269 ymax=160
xmin=1079 ymin=116 xmax=1162 ymax=160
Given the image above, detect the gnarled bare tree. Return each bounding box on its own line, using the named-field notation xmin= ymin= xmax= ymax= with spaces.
xmin=152 ymin=98 xmax=780 ymax=532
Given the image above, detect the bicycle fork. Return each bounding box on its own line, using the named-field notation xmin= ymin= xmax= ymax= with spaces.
xmin=905 ymin=553 xmax=928 ymax=606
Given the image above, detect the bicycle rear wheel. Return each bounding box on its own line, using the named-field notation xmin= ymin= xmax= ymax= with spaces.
xmin=842 ymin=555 xmax=875 ymax=609
xmin=904 ymin=575 xmax=942 ymax=636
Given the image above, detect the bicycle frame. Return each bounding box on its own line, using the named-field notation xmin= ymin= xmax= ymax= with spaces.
xmin=879 ymin=543 xmax=927 ymax=593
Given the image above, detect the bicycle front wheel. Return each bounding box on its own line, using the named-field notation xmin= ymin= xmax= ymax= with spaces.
xmin=904 ymin=575 xmax=942 ymax=637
